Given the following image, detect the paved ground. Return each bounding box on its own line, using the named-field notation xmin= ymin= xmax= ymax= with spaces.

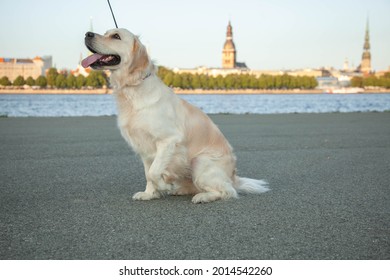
xmin=0 ymin=113 xmax=389 ymax=260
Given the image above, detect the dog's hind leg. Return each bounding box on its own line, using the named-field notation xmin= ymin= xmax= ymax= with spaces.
xmin=191 ymin=157 xmax=237 ymax=203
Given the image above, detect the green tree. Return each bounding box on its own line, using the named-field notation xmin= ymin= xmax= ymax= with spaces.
xmin=191 ymin=74 xmax=201 ymax=89
xmin=289 ymin=76 xmax=298 ymax=89
xmin=248 ymin=75 xmax=257 ymax=89
xmin=46 ymin=68 xmax=58 ymax=87
xmin=25 ymin=76 xmax=35 ymax=86
xmin=76 ymin=75 xmax=86 ymax=89
xmin=0 ymin=76 xmax=12 ymax=86
xmin=240 ymin=74 xmax=250 ymax=89
xmin=378 ymin=76 xmax=390 ymax=88
xmin=66 ymin=74 xmax=77 ymax=88
xmin=258 ymin=75 xmax=267 ymax=89
xmin=297 ymin=76 xmax=305 ymax=89
xmin=163 ymin=72 xmax=174 ymax=86
xmin=224 ymin=75 xmax=234 ymax=89
xmin=274 ymin=76 xmax=282 ymax=89
xmin=385 ymin=78 xmax=390 ymax=89
xmin=86 ymin=72 xmax=99 ymax=87
xmin=35 ymin=76 xmax=47 ymax=88
xmin=265 ymin=75 xmax=274 ymax=89
xmin=55 ymin=74 xmax=67 ymax=88
xmin=216 ymin=75 xmax=224 ymax=89
xmin=199 ymin=75 xmax=209 ymax=89
xmin=208 ymin=76 xmax=216 ymax=89
xmin=172 ymin=74 xmax=182 ymax=88
xmin=157 ymin=66 xmax=173 ymax=81
xmin=363 ymin=75 xmax=378 ymax=87
xmin=309 ymin=77 xmax=318 ymax=89
xmin=181 ymin=73 xmax=191 ymax=89
xmin=97 ymin=71 xmax=108 ymax=87
xmin=350 ymin=77 xmax=363 ymax=87
xmin=13 ymin=75 xmax=25 ymax=86
xmin=281 ymin=74 xmax=290 ymax=89
xmin=233 ymin=74 xmax=241 ymax=89
xmin=85 ymin=71 xmax=107 ymax=88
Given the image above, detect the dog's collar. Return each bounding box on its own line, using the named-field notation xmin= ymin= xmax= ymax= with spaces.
xmin=119 ymin=72 xmax=152 ymax=88
xmin=142 ymin=72 xmax=152 ymax=80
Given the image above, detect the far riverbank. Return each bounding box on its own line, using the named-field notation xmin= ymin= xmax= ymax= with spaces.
xmin=1 ymin=88 xmax=390 ymax=95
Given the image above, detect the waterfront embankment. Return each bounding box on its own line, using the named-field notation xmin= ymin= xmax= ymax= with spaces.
xmin=1 ymin=88 xmax=390 ymax=95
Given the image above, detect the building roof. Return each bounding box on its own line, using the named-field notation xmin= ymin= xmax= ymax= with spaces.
xmin=16 ymin=59 xmax=34 ymax=64
xmin=223 ymin=40 xmax=236 ymax=50
xmin=236 ymin=62 xmax=248 ymax=69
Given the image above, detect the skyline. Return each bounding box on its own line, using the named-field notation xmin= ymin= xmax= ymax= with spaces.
xmin=1 ymin=0 xmax=389 ymax=72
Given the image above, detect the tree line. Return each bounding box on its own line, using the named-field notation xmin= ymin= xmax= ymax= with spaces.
xmin=350 ymin=73 xmax=390 ymax=89
xmin=157 ymin=67 xmax=318 ymax=90
xmin=0 ymin=66 xmax=332 ymax=90
xmin=0 ymin=68 xmax=108 ymax=89
xmin=1 ymin=66 xmax=319 ymax=90
xmin=3 ymin=65 xmax=389 ymax=90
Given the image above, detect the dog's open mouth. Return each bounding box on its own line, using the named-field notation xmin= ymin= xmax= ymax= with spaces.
xmin=81 ymin=52 xmax=120 ymax=68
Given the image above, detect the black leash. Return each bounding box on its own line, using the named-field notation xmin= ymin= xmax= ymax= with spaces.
xmin=107 ymin=0 xmax=118 ymax=28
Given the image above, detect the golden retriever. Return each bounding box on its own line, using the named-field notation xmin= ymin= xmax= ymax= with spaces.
xmin=82 ymin=28 xmax=269 ymax=203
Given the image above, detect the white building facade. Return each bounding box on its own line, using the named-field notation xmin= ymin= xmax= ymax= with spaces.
xmin=0 ymin=56 xmax=52 ymax=81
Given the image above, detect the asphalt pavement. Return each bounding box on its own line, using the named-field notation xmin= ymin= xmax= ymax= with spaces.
xmin=0 ymin=113 xmax=389 ymax=259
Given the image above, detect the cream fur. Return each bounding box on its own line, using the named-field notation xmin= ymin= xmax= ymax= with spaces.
xmin=85 ymin=28 xmax=269 ymax=203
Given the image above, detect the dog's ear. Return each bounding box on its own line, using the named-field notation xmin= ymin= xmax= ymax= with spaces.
xmin=128 ymin=38 xmax=149 ymax=76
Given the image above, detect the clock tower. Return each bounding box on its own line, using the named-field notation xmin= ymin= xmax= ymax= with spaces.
xmin=222 ymin=21 xmax=236 ymax=68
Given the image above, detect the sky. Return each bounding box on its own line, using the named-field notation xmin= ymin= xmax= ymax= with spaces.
xmin=1 ymin=0 xmax=389 ymax=71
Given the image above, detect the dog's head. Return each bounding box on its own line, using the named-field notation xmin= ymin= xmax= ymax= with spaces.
xmin=82 ymin=28 xmax=149 ymax=74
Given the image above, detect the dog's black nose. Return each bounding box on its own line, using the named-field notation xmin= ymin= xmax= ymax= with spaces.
xmin=86 ymin=32 xmax=95 ymax=38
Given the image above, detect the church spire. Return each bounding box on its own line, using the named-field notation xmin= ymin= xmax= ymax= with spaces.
xmin=222 ymin=21 xmax=236 ymax=68
xmin=226 ymin=21 xmax=233 ymax=39
xmin=363 ymin=18 xmax=370 ymax=51
xmin=89 ymin=16 xmax=94 ymax=32
xmin=360 ymin=17 xmax=371 ymax=74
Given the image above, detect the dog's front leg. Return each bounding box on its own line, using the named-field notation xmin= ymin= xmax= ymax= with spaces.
xmin=132 ymin=158 xmax=162 ymax=201
xmin=148 ymin=137 xmax=180 ymax=192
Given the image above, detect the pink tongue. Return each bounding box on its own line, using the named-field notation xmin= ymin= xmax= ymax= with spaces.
xmin=81 ymin=53 xmax=104 ymax=68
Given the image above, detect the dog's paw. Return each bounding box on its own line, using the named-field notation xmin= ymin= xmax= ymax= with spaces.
xmin=132 ymin=191 xmax=160 ymax=201
xmin=192 ymin=192 xmax=221 ymax=203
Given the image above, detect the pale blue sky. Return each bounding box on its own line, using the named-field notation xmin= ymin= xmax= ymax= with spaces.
xmin=1 ymin=0 xmax=389 ymax=71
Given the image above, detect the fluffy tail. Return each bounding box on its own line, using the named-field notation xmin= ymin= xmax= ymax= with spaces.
xmin=234 ymin=176 xmax=270 ymax=194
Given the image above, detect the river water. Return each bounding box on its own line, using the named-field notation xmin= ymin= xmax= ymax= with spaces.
xmin=0 ymin=93 xmax=389 ymax=117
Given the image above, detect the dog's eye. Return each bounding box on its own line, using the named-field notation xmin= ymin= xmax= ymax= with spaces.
xmin=112 ymin=34 xmax=121 ymax=40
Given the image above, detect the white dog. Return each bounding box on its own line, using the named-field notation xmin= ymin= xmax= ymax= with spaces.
xmin=82 ymin=28 xmax=269 ymax=203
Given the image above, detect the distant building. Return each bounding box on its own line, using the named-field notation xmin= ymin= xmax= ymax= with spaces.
xmin=174 ymin=21 xmax=326 ymax=78
xmin=0 ymin=56 xmax=52 ymax=81
xmin=171 ymin=18 xmax=377 ymax=81
xmin=71 ymin=64 xmax=92 ymax=77
xmin=343 ymin=58 xmax=349 ymax=72
xmin=222 ymin=21 xmax=247 ymax=69
xmin=174 ymin=21 xmax=249 ymax=77
xmin=71 ymin=54 xmax=92 ymax=77
xmin=173 ymin=66 xmax=249 ymax=77
xmin=222 ymin=21 xmax=236 ymax=68
xmin=316 ymin=76 xmax=339 ymax=89
xmin=357 ymin=19 xmax=372 ymax=74
xmin=174 ymin=66 xmax=322 ymax=78
xmin=71 ymin=17 xmax=95 ymax=77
